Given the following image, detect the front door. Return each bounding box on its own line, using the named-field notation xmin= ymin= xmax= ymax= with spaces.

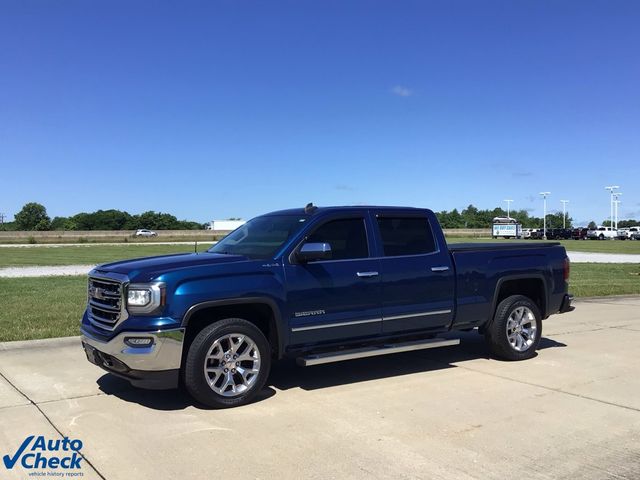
xmin=285 ymin=216 xmax=382 ymax=346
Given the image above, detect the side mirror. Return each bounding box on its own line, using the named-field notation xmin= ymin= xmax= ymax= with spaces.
xmin=296 ymin=242 xmax=332 ymax=262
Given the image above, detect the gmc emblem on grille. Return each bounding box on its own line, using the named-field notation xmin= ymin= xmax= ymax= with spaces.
xmin=89 ymin=286 xmax=106 ymax=300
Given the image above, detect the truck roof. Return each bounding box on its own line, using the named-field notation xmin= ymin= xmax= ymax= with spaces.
xmin=264 ymin=205 xmax=431 ymax=216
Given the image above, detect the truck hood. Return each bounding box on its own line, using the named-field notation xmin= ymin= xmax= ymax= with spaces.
xmin=93 ymin=252 xmax=249 ymax=280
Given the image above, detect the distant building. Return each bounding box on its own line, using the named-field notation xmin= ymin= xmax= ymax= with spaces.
xmin=207 ymin=220 xmax=245 ymax=231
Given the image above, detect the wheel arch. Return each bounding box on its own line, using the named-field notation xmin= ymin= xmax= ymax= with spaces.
xmin=181 ymin=297 xmax=284 ymax=359
xmin=490 ymin=275 xmax=548 ymax=324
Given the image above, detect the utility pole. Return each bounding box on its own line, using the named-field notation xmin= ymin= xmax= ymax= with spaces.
xmin=504 ymin=199 xmax=513 ymax=219
xmin=560 ymin=200 xmax=569 ymax=229
xmin=613 ymin=193 xmax=622 ymax=229
xmin=0 ymin=212 xmax=5 ymax=227
xmin=540 ymin=192 xmax=551 ymax=239
xmin=605 ymin=186 xmax=619 ymax=229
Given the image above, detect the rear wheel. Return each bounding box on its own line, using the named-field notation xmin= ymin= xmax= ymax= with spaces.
xmin=184 ymin=318 xmax=271 ymax=408
xmin=485 ymin=295 xmax=542 ymax=360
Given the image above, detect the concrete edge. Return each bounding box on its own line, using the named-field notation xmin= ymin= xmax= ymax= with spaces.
xmin=573 ymin=294 xmax=640 ymax=303
xmin=0 ymin=336 xmax=81 ymax=351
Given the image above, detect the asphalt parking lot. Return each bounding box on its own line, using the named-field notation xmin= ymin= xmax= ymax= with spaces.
xmin=1 ymin=297 xmax=640 ymax=480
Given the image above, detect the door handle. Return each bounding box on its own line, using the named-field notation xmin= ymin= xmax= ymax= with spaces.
xmin=356 ymin=271 xmax=379 ymax=278
xmin=431 ymin=266 xmax=450 ymax=272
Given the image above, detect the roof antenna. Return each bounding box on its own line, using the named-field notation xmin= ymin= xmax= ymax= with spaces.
xmin=304 ymin=202 xmax=317 ymax=214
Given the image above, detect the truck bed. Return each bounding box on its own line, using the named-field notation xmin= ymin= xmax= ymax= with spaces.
xmin=448 ymin=241 xmax=568 ymax=330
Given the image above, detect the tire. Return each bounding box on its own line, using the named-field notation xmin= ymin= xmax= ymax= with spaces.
xmin=184 ymin=318 xmax=271 ymax=408
xmin=485 ymin=295 xmax=542 ymax=361
xmin=599 ymin=234 xmax=604 ymax=240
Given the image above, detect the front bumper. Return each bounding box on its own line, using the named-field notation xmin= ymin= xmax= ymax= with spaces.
xmin=81 ymin=327 xmax=185 ymax=390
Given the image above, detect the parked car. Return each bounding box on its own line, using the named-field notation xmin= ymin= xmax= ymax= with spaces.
xmin=572 ymin=227 xmax=589 ymax=240
xmin=616 ymin=228 xmax=630 ymax=240
xmin=546 ymin=228 xmax=572 ymax=240
xmin=82 ymin=204 xmax=573 ymax=408
xmin=586 ymin=226 xmax=617 ymax=240
xmin=135 ymin=229 xmax=157 ymax=237
xmin=529 ymin=229 xmax=544 ymax=239
xmin=622 ymin=227 xmax=640 ymax=240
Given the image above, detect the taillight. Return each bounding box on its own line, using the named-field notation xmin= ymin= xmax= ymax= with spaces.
xmin=563 ymin=257 xmax=570 ymax=281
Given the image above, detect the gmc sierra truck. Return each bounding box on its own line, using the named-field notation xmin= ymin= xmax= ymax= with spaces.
xmin=81 ymin=205 xmax=574 ymax=408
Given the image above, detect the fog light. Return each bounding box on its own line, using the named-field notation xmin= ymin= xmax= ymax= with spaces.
xmin=124 ymin=337 xmax=153 ymax=347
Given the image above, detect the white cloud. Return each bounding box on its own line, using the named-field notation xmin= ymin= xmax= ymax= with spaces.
xmin=391 ymin=85 xmax=413 ymax=97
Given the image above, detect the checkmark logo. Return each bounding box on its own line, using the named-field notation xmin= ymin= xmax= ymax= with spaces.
xmin=3 ymin=435 xmax=34 ymax=469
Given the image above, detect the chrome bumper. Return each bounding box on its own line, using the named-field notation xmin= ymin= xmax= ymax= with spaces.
xmin=81 ymin=327 xmax=185 ymax=371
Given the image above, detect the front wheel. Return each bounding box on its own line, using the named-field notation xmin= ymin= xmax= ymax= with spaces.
xmin=485 ymin=295 xmax=542 ymax=360
xmin=184 ymin=318 xmax=271 ymax=408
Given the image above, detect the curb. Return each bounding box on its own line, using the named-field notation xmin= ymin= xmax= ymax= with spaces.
xmin=0 ymin=336 xmax=81 ymax=351
xmin=574 ymin=295 xmax=640 ymax=302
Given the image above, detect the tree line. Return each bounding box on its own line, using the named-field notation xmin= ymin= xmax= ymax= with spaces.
xmin=435 ymin=205 xmax=574 ymax=229
xmin=2 ymin=203 xmax=204 ymax=231
xmin=3 ymin=201 xmax=639 ymax=232
xmin=436 ymin=205 xmax=640 ymax=229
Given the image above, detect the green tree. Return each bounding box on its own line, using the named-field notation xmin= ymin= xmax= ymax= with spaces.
xmin=545 ymin=211 xmax=573 ymax=229
xmin=588 ymin=221 xmax=597 ymax=229
xmin=14 ymin=202 xmax=50 ymax=231
xmin=618 ymin=219 xmax=640 ymax=228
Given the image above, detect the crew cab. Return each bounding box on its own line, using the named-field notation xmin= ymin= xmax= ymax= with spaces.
xmin=587 ymin=226 xmax=617 ymax=240
xmin=81 ymin=205 xmax=574 ymax=408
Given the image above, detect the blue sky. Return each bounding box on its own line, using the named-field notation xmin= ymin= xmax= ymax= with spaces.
xmin=1 ymin=1 xmax=639 ymax=226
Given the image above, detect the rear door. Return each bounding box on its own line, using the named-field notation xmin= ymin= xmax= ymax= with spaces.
xmin=372 ymin=210 xmax=455 ymax=334
xmin=285 ymin=214 xmax=382 ymax=345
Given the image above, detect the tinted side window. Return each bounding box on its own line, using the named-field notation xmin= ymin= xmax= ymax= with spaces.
xmin=377 ymin=217 xmax=436 ymax=256
xmin=306 ymin=218 xmax=369 ymax=260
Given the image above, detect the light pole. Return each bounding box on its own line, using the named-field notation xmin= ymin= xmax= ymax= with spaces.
xmin=613 ymin=193 xmax=622 ymax=229
xmin=560 ymin=200 xmax=569 ymax=229
xmin=540 ymin=192 xmax=551 ymax=239
xmin=605 ymin=186 xmax=619 ymax=228
xmin=504 ymin=199 xmax=513 ymax=219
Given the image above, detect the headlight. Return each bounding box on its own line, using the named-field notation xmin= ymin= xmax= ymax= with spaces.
xmin=126 ymin=283 xmax=165 ymax=314
xmin=128 ymin=289 xmax=151 ymax=306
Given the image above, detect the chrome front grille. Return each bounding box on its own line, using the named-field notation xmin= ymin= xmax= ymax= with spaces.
xmin=87 ymin=277 xmax=126 ymax=331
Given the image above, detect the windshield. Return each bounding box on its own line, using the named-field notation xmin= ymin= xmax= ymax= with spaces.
xmin=208 ymin=215 xmax=309 ymax=259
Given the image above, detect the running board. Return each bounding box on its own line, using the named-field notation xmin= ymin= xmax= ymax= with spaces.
xmin=297 ymin=338 xmax=460 ymax=367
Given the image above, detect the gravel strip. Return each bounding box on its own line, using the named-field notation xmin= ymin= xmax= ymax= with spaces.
xmin=566 ymin=251 xmax=640 ymax=263
xmin=0 ymin=264 xmax=96 ymax=278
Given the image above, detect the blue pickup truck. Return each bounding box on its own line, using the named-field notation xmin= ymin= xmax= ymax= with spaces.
xmin=81 ymin=205 xmax=573 ymax=408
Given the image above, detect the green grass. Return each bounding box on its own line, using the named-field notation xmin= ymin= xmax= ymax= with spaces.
xmin=447 ymin=237 xmax=640 ymax=254
xmin=0 ymin=276 xmax=87 ymax=342
xmin=570 ymin=263 xmax=640 ymax=297
xmin=0 ymin=243 xmax=215 ymax=267
xmin=0 ymin=264 xmax=638 ymax=342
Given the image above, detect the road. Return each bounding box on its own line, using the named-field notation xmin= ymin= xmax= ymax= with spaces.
xmin=1 ymin=296 xmax=639 ymax=479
